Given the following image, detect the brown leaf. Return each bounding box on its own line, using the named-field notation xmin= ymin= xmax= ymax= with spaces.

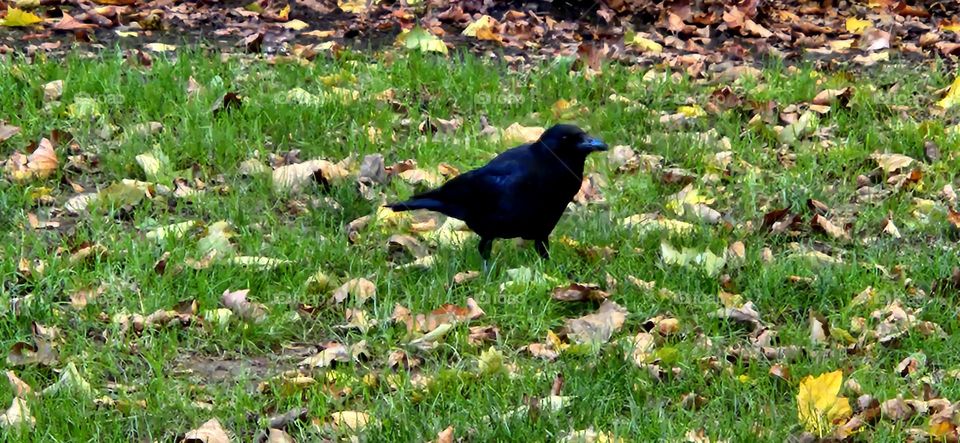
xmin=210 ymin=91 xmax=242 ymax=117
xmin=53 ymin=12 xmax=97 ymax=31
xmin=947 ymin=209 xmax=960 ymax=231
xmin=563 ymin=300 xmax=628 ymax=345
xmin=468 ymin=325 xmax=499 ymax=346
xmin=551 ymin=283 xmax=609 ymax=302
xmin=5 ymin=371 xmax=33 ymax=398
xmin=811 ymin=87 xmax=851 ymax=107
xmin=69 ymin=284 xmax=105 ymax=309
xmin=709 ymin=301 xmax=762 ymax=330
xmin=452 ymin=271 xmax=480 ymax=285
xmin=359 ymin=153 xmax=388 ymax=186
xmin=299 ymin=342 xmax=351 ymax=368
xmin=220 ymin=289 xmax=267 ymax=323
xmin=811 ymin=214 xmax=850 ymax=240
xmin=431 ymin=426 xmax=455 ymax=443
xmin=769 ymin=363 xmax=791 ymax=381
xmin=872 ymin=152 xmax=915 ymax=173
xmin=924 ymin=141 xmax=941 ymax=163
xmin=5 ymin=138 xmax=58 ymax=182
xmin=182 ymin=418 xmax=231 ymax=443
xmin=331 ymin=278 xmax=376 ymax=305
xmin=387 ymin=234 xmax=428 ymax=259
xmin=7 ymin=323 xmax=59 ymax=367
xmin=0 ymin=123 xmax=20 ymax=142
xmin=265 ymin=429 xmax=295 ymax=443
xmin=881 ymin=396 xmax=915 ymax=421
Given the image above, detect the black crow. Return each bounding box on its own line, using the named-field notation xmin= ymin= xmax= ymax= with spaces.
xmin=384 ymin=123 xmax=608 ymax=266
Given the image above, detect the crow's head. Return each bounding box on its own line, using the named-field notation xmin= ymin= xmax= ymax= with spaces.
xmin=538 ymin=124 xmax=608 ymax=157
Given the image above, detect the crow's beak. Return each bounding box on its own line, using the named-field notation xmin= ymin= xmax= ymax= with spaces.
xmin=577 ymin=137 xmax=608 ymax=152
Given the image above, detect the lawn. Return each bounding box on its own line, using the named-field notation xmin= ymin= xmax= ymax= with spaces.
xmin=1 ymin=48 xmax=960 ymax=442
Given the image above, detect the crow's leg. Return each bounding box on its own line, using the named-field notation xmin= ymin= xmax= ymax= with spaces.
xmin=478 ymin=237 xmax=494 ymax=272
xmin=534 ymin=238 xmax=550 ymax=260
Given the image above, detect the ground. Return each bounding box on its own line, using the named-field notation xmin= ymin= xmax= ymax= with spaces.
xmin=2 ymin=5 xmax=960 ymax=443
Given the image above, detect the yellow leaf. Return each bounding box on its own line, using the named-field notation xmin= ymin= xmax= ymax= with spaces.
xmin=628 ymin=34 xmax=663 ymax=53
xmin=936 ymin=75 xmax=960 ymax=109
xmin=115 ymin=30 xmax=139 ymax=37
xmin=845 ymin=17 xmax=872 ymax=34
xmin=796 ymin=370 xmax=853 ymax=437
xmin=278 ymin=4 xmax=290 ymax=20
xmin=940 ymin=20 xmax=960 ymax=33
xmin=498 ymin=123 xmax=544 ymax=146
xmin=338 ymin=0 xmax=370 ymax=14
xmin=283 ymin=19 xmax=308 ymax=30
xmin=463 ymin=15 xmax=500 ymax=42
xmin=677 ymin=105 xmax=706 ymax=118
xmin=395 ymin=27 xmax=448 ymax=55
xmin=144 ymin=43 xmax=177 ymax=52
xmin=546 ymin=330 xmax=570 ymax=353
xmin=1 ymin=7 xmax=43 ymax=27
xmin=829 ymin=39 xmax=855 ymax=51
xmin=304 ymin=29 xmax=334 ymax=38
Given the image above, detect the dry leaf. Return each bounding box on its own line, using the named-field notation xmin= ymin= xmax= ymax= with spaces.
xmin=220 ymin=289 xmax=267 ymax=323
xmin=796 ymin=370 xmax=852 ymax=437
xmin=551 ymin=283 xmax=609 ymax=302
xmin=181 ymin=418 xmax=231 ymax=443
xmin=330 ymin=410 xmax=370 ymax=432
xmin=0 ymin=398 xmax=34 ymax=429
xmin=563 ymin=300 xmax=628 ymax=345
xmin=332 ymin=278 xmax=376 ymax=305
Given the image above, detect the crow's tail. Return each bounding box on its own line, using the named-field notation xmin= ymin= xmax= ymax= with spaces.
xmin=383 ymin=198 xmax=446 ymax=213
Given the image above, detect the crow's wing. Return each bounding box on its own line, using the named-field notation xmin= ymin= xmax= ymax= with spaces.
xmin=404 ymin=147 xmax=535 ymax=220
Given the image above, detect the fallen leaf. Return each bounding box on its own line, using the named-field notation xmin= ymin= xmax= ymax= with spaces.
xmin=462 ymin=15 xmax=500 ymax=42
xmin=1 ymin=7 xmax=42 ymax=27
xmin=224 ymin=256 xmax=291 ymax=270
xmin=299 ymin=342 xmax=351 ymax=368
xmin=332 ymin=278 xmax=376 ymax=304
xmin=43 ymin=80 xmax=63 ymax=102
xmin=796 ymin=370 xmax=852 ymax=437
xmin=144 ymin=42 xmax=177 ymax=53
xmin=182 ymin=418 xmax=231 ymax=443
xmin=0 ymin=397 xmax=34 ymax=429
xmin=871 ymin=152 xmax=915 ymax=173
xmin=145 ymin=221 xmax=197 ymax=242
xmin=273 ymin=158 xmax=349 ymax=192
xmin=498 ymin=123 xmax=545 ymax=146
xmin=551 ymin=283 xmax=610 ymax=302
xmin=5 ymin=138 xmax=58 ymax=182
xmin=7 ymin=323 xmax=59 ymax=366
xmin=936 ymin=75 xmax=960 ymax=109
xmin=661 ymin=242 xmax=726 ymax=276
xmin=563 ymin=300 xmax=628 ymax=345
xmin=0 ymin=123 xmax=20 ymax=142
xmin=811 ymin=214 xmax=850 ymax=240
xmin=626 ymin=33 xmax=663 ymax=53
xmin=431 ymin=426 xmax=455 ymax=443
xmin=4 ymin=371 xmax=32 ymax=398
xmin=41 ymin=362 xmax=92 ymax=397
xmin=845 ymin=17 xmax=872 ymax=34
xmin=266 ymin=428 xmax=295 ymax=443
xmin=220 ymin=289 xmax=267 ymax=323
xmin=283 ymin=19 xmax=309 ymax=31
xmin=396 ymin=27 xmax=447 ymax=55
xmin=330 ymin=411 xmax=370 ymax=432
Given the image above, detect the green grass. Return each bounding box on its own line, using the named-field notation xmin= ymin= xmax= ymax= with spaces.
xmin=1 ymin=49 xmax=959 ymax=442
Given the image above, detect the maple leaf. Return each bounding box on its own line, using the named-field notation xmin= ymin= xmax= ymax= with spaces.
xmin=796 ymin=370 xmax=852 ymax=437
xmin=936 ymin=75 xmax=960 ymax=109
xmin=463 ymin=15 xmax=500 ymax=42
xmin=1 ymin=7 xmax=42 ymax=27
